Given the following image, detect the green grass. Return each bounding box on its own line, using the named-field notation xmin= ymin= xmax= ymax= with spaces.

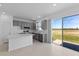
xmin=52 ymin=34 xmax=61 ymax=40
xmin=52 ymin=29 xmax=79 ymax=44
xmin=52 ymin=34 xmax=79 ymax=44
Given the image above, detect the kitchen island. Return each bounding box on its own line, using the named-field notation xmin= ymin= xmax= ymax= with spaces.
xmin=8 ymin=34 xmax=33 ymax=51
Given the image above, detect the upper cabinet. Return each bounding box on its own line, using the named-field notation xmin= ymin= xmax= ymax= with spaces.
xmin=13 ymin=18 xmax=36 ymax=31
xmin=41 ymin=20 xmax=47 ymax=30
xmin=31 ymin=22 xmax=36 ymax=30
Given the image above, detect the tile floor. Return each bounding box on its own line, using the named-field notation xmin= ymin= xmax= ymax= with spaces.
xmin=0 ymin=40 xmax=79 ymax=56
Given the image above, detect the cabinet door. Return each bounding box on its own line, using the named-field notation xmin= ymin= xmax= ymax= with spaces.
xmin=41 ymin=20 xmax=47 ymax=30
xmin=32 ymin=23 xmax=36 ymax=30
xmin=38 ymin=34 xmax=43 ymax=42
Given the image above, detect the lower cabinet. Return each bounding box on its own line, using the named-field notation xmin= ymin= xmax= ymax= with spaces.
xmin=33 ymin=33 xmax=43 ymax=42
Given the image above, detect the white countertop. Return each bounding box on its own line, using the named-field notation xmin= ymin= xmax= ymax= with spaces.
xmin=8 ymin=34 xmax=33 ymax=39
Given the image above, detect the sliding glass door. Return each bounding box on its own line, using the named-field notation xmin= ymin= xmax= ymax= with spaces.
xmin=63 ymin=15 xmax=79 ymax=51
xmin=51 ymin=15 xmax=79 ymax=51
xmin=51 ymin=19 xmax=62 ymax=45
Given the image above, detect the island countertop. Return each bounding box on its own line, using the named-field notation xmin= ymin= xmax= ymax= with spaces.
xmin=8 ymin=34 xmax=33 ymax=39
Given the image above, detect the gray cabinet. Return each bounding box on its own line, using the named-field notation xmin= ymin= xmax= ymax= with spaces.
xmin=41 ymin=20 xmax=47 ymax=30
xmin=32 ymin=23 xmax=36 ymax=30
xmin=33 ymin=33 xmax=43 ymax=42
xmin=13 ymin=20 xmax=34 ymax=30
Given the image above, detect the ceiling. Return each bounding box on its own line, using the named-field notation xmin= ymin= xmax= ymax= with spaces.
xmin=0 ymin=3 xmax=79 ymax=20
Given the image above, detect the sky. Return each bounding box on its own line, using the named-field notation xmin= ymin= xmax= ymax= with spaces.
xmin=51 ymin=15 xmax=79 ymax=29
xmin=51 ymin=18 xmax=62 ymax=28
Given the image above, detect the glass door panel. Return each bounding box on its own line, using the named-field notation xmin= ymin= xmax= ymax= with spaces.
xmin=63 ymin=15 xmax=79 ymax=51
xmin=51 ymin=19 xmax=62 ymax=45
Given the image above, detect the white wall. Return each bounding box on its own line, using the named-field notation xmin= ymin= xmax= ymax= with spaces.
xmin=47 ymin=19 xmax=52 ymax=43
xmin=0 ymin=13 xmax=13 ymax=42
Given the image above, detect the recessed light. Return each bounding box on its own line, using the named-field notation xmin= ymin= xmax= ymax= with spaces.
xmin=52 ymin=3 xmax=57 ymax=7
